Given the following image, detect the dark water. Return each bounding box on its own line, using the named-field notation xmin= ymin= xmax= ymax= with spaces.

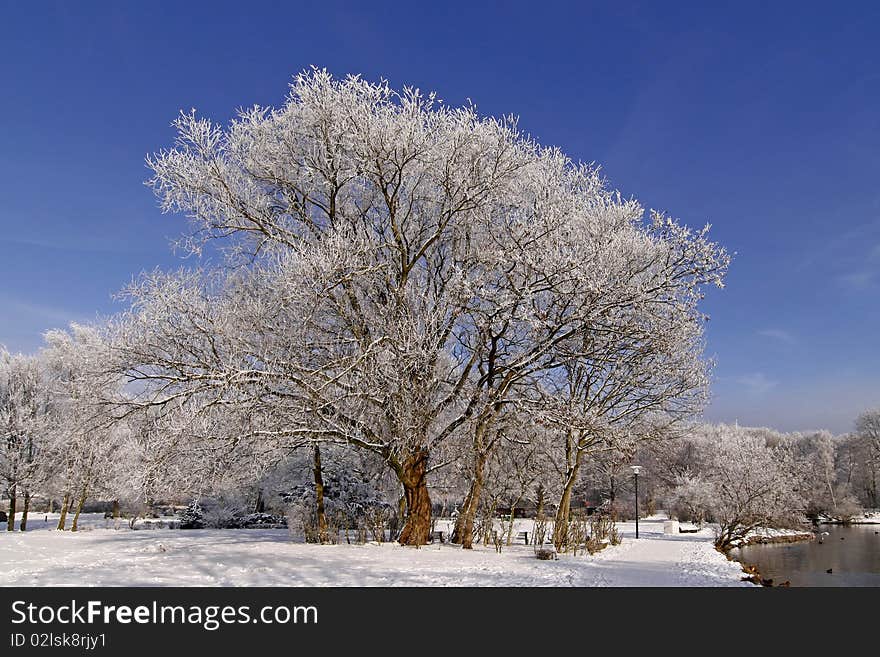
xmin=732 ymin=524 xmax=880 ymax=586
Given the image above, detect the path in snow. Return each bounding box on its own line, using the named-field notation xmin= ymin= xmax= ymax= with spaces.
xmin=578 ymin=524 xmax=749 ymax=586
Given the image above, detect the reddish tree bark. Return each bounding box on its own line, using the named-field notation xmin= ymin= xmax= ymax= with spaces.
xmin=396 ymin=448 xmax=431 ymax=546
xmin=57 ymin=492 xmax=70 ymax=530
xmin=452 ymin=453 xmax=486 ymax=549
xmin=71 ymin=483 xmax=88 ymax=532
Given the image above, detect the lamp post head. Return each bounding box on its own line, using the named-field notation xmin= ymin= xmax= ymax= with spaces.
xmin=630 ymin=465 xmax=642 ymax=476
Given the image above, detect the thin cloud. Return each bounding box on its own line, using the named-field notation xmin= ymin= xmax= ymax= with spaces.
xmin=735 ymin=372 xmax=778 ymax=396
xmin=838 ymin=271 xmax=874 ymax=290
xmin=0 ymin=235 xmax=140 ymax=255
xmin=757 ymin=328 xmax=795 ymax=344
xmin=0 ymin=295 xmax=87 ymax=326
xmin=836 ymin=235 xmax=880 ymax=289
xmin=793 ymin=218 xmax=880 ymax=273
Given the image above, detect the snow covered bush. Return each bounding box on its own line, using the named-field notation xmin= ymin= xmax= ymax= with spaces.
xmin=589 ymin=513 xmax=620 ymax=548
xmin=240 ymin=512 xmax=287 ymax=527
xmin=281 ymin=464 xmax=389 ymax=543
xmin=202 ymin=502 xmax=246 ymax=529
xmin=178 ymin=500 xmax=205 ymax=529
xmin=193 ymin=493 xmax=288 ymax=529
xmin=535 ymin=547 xmax=557 ymax=560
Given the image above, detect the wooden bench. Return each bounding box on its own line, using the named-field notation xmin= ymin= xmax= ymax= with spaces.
xmin=490 ymin=530 xmax=530 ymax=544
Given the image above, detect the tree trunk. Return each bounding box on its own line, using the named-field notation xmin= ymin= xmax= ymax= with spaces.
xmin=71 ymin=484 xmax=88 ymax=532
xmin=554 ymin=461 xmax=582 ymax=550
xmin=482 ymin=500 xmax=497 ymax=546
xmin=451 ymin=487 xmax=474 ymax=544
xmin=57 ymin=492 xmax=70 ymax=530
xmin=20 ymin=490 xmax=31 ymax=531
xmin=21 ymin=437 xmax=33 ymax=532
xmin=6 ymin=486 xmax=16 ymax=531
xmin=111 ymin=499 xmax=120 ymax=519
xmin=506 ymin=501 xmax=519 ymax=546
xmin=396 ymin=448 xmax=431 ymax=546
xmin=451 ymin=452 xmax=486 ymax=549
xmin=312 ymin=444 xmax=329 ymax=543
xmin=869 ymin=466 xmax=877 ymax=509
xmin=395 ymin=495 xmax=406 ymax=539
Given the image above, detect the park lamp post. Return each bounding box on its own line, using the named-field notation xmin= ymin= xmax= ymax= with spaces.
xmin=630 ymin=465 xmax=642 ymax=538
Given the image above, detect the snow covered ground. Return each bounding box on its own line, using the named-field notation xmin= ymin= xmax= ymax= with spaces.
xmin=821 ymin=510 xmax=880 ymax=524
xmin=0 ymin=513 xmax=753 ymax=587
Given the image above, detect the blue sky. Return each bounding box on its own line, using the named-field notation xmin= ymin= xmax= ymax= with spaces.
xmin=1 ymin=1 xmax=877 ymax=433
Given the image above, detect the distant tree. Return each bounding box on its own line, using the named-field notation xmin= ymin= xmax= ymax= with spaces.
xmin=40 ymin=325 xmax=123 ymax=531
xmin=702 ymin=425 xmax=805 ymax=550
xmin=792 ymin=430 xmax=862 ymax=520
xmin=0 ymin=349 xmax=50 ymax=531
xmin=641 ymin=424 xmax=710 ymax=511
xmin=575 ymin=445 xmax=635 ymax=517
xmin=855 ymin=409 xmax=880 ymax=508
xmin=666 ymin=472 xmax=714 ymax=526
xmin=493 ymin=424 xmax=556 ymax=545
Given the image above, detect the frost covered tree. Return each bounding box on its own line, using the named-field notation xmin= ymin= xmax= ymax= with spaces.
xmin=109 ymin=407 xmax=211 ymax=523
xmin=644 ymin=426 xmax=708 ymax=492
xmin=792 ymin=430 xmax=862 ymax=520
xmin=679 ymin=424 xmax=805 ymax=550
xmin=854 ymin=409 xmax=880 ymax=507
xmin=489 ymin=422 xmax=557 ymax=545
xmin=667 ymin=472 xmax=715 ymax=526
xmin=448 ymin=415 xmax=555 ymax=547
xmin=0 ymin=349 xmax=51 ymax=531
xmin=538 ymin=362 xmax=705 ymax=550
xmin=40 ymin=325 xmax=123 ymax=531
xmin=113 ymin=69 xmax=727 ymax=545
xmin=856 ymin=409 xmax=880 ymax=447
xmin=449 ymin=210 xmax=725 ymax=547
xmin=126 ymin=400 xmax=293 ymax=525
xmin=573 ymin=445 xmax=637 ymax=517
xmin=110 ymin=411 xmax=175 ymax=521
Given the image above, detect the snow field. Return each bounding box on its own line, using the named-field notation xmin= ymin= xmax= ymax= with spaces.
xmin=0 ymin=513 xmax=753 ymax=587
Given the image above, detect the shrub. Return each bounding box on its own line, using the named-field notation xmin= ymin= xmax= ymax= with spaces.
xmin=535 ymin=547 xmax=557 ymax=560
xmin=178 ymin=500 xmax=204 ymax=529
